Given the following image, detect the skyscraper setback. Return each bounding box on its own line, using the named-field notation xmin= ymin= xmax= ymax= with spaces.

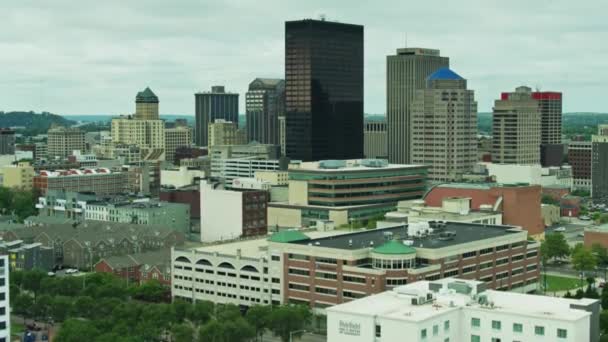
xmin=410 ymin=68 xmax=477 ymax=181
xmin=246 ymin=78 xmax=285 ymax=145
xmin=387 ymin=48 xmax=449 ymax=164
xmin=284 ymin=19 xmax=364 ymax=161
xmin=194 ymin=86 xmax=239 ymax=147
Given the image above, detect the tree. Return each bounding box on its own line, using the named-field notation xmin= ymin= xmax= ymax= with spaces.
xmin=572 ymin=244 xmax=598 ymax=278
xmin=541 ymin=194 xmax=559 ymax=205
xmin=269 ymin=305 xmax=312 ymax=342
xmin=246 ymin=305 xmax=271 ymax=341
xmin=224 ymin=317 xmax=255 ymax=342
xmin=32 ymin=294 xmax=53 ymax=320
xmin=72 ymin=296 xmax=95 ymax=318
xmin=54 ymin=319 xmax=100 ymax=342
xmin=602 ymin=286 xmax=608 ymax=309
xmin=13 ymin=293 xmax=33 ymax=316
xmin=198 ymin=320 xmax=225 ymax=342
xmin=592 ymin=244 xmax=608 ymax=267
xmin=601 ymin=310 xmax=608 ymax=334
xmin=130 ymin=279 xmax=167 ymax=302
xmin=22 ymin=269 xmax=46 ymax=299
xmin=172 ymin=299 xmax=191 ymax=323
xmin=50 ymin=296 xmax=72 ymax=322
xmin=12 ymin=190 xmax=38 ymax=221
xmin=171 ymin=323 xmax=194 ymax=342
xmin=540 ymin=233 xmax=570 ymax=263
xmin=189 ymin=300 xmax=214 ymax=325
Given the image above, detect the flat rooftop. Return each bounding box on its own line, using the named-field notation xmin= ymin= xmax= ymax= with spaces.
xmin=328 ymin=278 xmax=595 ymax=322
xmin=291 ymin=222 xmax=523 ymax=250
xmin=289 ymin=159 xmax=425 ymax=173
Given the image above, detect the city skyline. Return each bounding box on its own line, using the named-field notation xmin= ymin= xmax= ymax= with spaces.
xmin=1 ymin=1 xmax=606 ymax=115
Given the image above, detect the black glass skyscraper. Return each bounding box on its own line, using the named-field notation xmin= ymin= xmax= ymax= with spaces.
xmin=285 ymin=19 xmax=364 ymax=161
xmin=194 ymin=86 xmax=239 ymax=147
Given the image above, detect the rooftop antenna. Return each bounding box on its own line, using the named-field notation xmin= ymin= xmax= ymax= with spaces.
xmin=405 ymin=33 xmax=408 ymax=48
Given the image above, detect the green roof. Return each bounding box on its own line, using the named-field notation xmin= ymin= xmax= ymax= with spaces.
xmin=136 ymin=87 xmax=159 ymax=103
xmin=372 ymin=240 xmax=416 ymax=255
xmin=268 ymin=230 xmax=310 ymax=243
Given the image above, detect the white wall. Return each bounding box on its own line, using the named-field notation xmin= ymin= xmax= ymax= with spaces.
xmin=161 ymin=167 xmax=205 ymax=188
xmin=201 ymin=184 xmax=243 ymax=242
xmin=0 ymin=255 xmax=9 ymax=340
xmin=486 ymin=163 xmax=542 ymax=184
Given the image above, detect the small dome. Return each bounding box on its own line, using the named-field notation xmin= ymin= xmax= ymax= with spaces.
xmin=373 ymin=240 xmax=416 ymax=255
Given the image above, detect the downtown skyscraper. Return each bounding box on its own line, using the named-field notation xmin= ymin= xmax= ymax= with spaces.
xmin=410 ymin=68 xmax=477 ymax=181
xmin=284 ymin=19 xmax=363 ymax=161
xmin=246 ymin=78 xmax=285 ymax=145
xmin=194 ymin=86 xmax=239 ymax=147
xmin=387 ymin=48 xmax=449 ymax=164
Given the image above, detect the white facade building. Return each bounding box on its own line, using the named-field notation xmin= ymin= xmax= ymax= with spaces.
xmin=483 ymin=163 xmax=573 ymax=189
xmin=327 ymin=278 xmax=599 ymax=342
xmin=0 ymin=255 xmax=9 ymax=341
xmin=211 ymin=158 xmax=280 ymax=187
xmin=161 ymin=166 xmax=205 ymax=188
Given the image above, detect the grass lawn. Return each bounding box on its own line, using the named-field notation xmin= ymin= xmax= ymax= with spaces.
xmin=542 ymin=275 xmax=583 ymax=292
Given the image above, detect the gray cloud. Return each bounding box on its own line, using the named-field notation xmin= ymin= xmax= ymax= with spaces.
xmin=0 ymin=0 xmax=606 ymax=115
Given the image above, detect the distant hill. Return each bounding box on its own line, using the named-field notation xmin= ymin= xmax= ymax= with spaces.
xmin=0 ymin=111 xmax=75 ymax=134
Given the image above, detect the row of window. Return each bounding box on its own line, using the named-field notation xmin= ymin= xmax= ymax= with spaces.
xmin=471 ymin=318 xmax=567 ymax=338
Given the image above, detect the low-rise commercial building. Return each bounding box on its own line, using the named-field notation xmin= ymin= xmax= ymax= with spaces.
xmin=173 ymin=221 xmax=541 ymax=312
xmin=269 ymin=159 xmax=428 ymax=227
xmin=160 ymin=186 xmax=201 ymax=220
xmin=0 ymin=162 xmax=34 ymax=190
xmin=392 ymin=197 xmax=502 ymax=226
xmin=33 ymin=168 xmax=128 ymax=195
xmin=200 ymin=183 xmax=267 ymax=242
xmin=424 ymin=183 xmax=544 ymax=239
xmin=85 ymin=200 xmax=190 ymax=233
xmin=255 ymin=170 xmax=289 ymax=186
xmin=212 ymin=158 xmax=280 ymax=187
xmin=327 ymin=278 xmax=599 ymax=342
xmin=161 ymin=166 xmax=205 ymax=188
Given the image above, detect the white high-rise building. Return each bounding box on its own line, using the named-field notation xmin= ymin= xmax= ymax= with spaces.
xmin=327 ymin=278 xmax=599 ymax=342
xmin=0 ymin=255 xmax=9 ymax=342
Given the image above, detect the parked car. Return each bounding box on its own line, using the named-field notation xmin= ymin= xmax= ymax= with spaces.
xmin=580 ymin=215 xmax=591 ymax=221
xmin=47 ymin=272 xmax=55 ymax=277
xmin=65 ymin=268 xmax=79 ymax=274
xmin=555 ymin=227 xmax=566 ymax=232
xmin=578 ymin=232 xmax=585 ymax=237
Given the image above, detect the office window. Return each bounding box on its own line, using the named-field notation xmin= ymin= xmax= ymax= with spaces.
xmin=421 ymin=328 xmax=427 ymax=339
xmin=471 ymin=335 xmax=480 ymax=342
xmin=491 ymin=320 xmax=501 ymax=330
xmin=557 ymin=328 xmax=567 ymax=338
xmin=535 ymin=326 xmax=545 ymax=336
xmin=444 ymin=320 xmax=450 ymax=332
xmin=471 ymin=318 xmax=480 ymax=328
xmin=433 ymin=324 xmax=438 ymax=335
xmin=513 ymin=323 xmax=523 ymax=333
xmin=375 ymin=324 xmax=381 ymax=338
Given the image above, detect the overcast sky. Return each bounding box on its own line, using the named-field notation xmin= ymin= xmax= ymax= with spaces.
xmin=1 ymin=0 xmax=606 ymax=115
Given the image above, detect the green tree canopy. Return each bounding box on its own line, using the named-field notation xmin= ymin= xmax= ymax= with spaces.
xmin=540 ymin=233 xmax=570 ymax=263
xmin=572 ymin=243 xmax=598 ymax=276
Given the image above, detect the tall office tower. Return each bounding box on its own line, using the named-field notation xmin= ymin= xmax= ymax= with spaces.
xmin=363 ymin=121 xmax=387 ymax=159
xmin=0 ymin=129 xmax=15 ymax=155
xmin=285 ymin=19 xmax=364 ymax=161
xmin=48 ymin=126 xmax=86 ymax=159
xmin=492 ymin=86 xmax=541 ymax=165
xmin=165 ymin=126 xmax=192 ymax=164
xmin=194 ymin=86 xmax=239 ymax=147
xmin=387 ymin=48 xmax=449 ymax=164
xmin=246 ymin=78 xmax=285 ymax=145
xmin=134 ymin=87 xmax=159 ymax=120
xmin=411 ymin=68 xmax=477 ymax=181
xmin=592 ymin=125 xmax=608 ymax=200
xmin=111 ymin=88 xmax=166 ymax=160
xmin=534 ymin=91 xmax=563 ymax=167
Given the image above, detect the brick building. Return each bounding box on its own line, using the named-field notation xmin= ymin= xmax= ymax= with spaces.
xmin=160 ymin=186 xmax=201 ymax=219
xmin=95 ymin=249 xmax=171 ymax=286
xmin=568 ymin=141 xmax=592 ymax=190
xmin=424 ymin=183 xmax=544 ymax=239
xmin=33 ymin=168 xmax=128 ymax=195
xmin=172 ymin=221 xmax=541 ymax=310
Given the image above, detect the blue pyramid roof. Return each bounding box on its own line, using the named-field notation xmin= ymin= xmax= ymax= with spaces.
xmin=427 ymin=68 xmax=463 ymax=81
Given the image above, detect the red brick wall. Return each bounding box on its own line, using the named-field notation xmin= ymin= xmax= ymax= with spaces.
xmin=425 ymin=185 xmax=543 ymax=236
xmin=160 ymin=189 xmax=201 ymax=219
xmin=542 ymin=187 xmax=569 ymax=201
xmin=585 ymin=231 xmax=608 ymax=249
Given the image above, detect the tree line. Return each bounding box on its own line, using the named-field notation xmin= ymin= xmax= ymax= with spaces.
xmin=11 ymin=270 xmax=312 ymax=342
